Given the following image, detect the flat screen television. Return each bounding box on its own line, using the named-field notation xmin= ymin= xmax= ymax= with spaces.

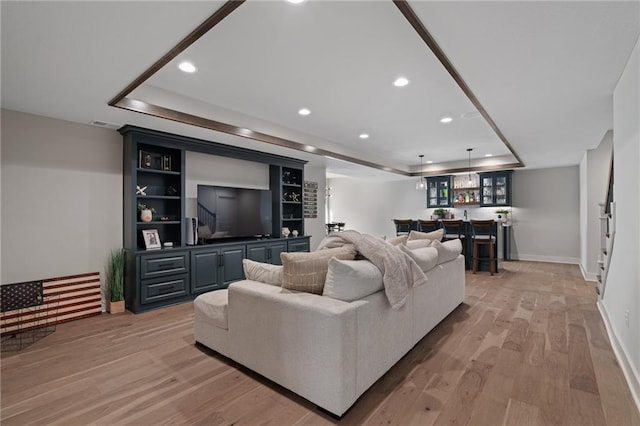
xmin=196 ymin=185 xmax=272 ymax=241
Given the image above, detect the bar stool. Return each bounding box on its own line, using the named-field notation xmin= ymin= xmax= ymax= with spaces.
xmin=393 ymin=219 xmax=413 ymax=236
xmin=442 ymin=219 xmax=466 ymax=256
xmin=470 ymin=220 xmax=496 ymax=275
xmin=417 ymin=220 xmax=439 ymax=233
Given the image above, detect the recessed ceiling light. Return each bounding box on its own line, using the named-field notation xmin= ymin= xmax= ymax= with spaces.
xmin=178 ymin=61 xmax=196 ymax=73
xmin=304 ymin=145 xmax=317 ymax=152
xmin=359 ymin=133 xmax=369 ymax=139
xmin=485 ymin=153 xmax=493 ymax=157
xmin=440 ymin=117 xmax=453 ymax=123
xmin=298 ymin=108 xmax=311 ymax=116
xmin=287 ymin=0 xmax=305 ymax=3
xmin=426 ymin=160 xmax=433 ymax=164
xmin=393 ymin=77 xmax=409 ymax=87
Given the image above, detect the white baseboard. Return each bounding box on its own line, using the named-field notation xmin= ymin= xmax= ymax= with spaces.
xmin=579 ymin=263 xmax=599 ymax=282
xmin=510 ymin=254 xmax=581 ymax=265
xmin=597 ymin=301 xmax=640 ymax=412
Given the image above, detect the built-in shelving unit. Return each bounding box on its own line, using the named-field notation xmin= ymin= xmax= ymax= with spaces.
xmin=120 ymin=126 xmax=310 ymax=313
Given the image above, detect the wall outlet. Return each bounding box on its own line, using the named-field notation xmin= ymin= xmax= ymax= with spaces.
xmin=625 ymin=310 xmax=630 ymax=327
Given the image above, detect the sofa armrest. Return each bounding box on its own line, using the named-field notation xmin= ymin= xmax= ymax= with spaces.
xmin=228 ymin=280 xmax=358 ymax=416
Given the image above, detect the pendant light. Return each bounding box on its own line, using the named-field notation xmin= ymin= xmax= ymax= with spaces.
xmin=415 ymin=154 xmax=426 ymax=190
xmin=467 ymin=148 xmax=473 ymax=186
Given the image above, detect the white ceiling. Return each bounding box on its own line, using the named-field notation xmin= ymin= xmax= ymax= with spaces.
xmin=2 ymin=1 xmax=638 ymax=179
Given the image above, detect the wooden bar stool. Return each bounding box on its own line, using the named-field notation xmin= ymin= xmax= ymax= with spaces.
xmin=442 ymin=219 xmax=466 ymax=256
xmin=470 ymin=220 xmax=496 ymax=275
xmin=393 ymin=219 xmax=413 ymax=236
xmin=417 ymin=219 xmax=439 ymax=233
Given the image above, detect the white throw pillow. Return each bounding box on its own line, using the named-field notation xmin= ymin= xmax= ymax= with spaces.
xmin=242 ymin=259 xmax=283 ymax=286
xmin=408 ymin=229 xmax=444 ymax=242
xmin=431 ymin=239 xmax=462 ymax=264
xmin=386 ymin=235 xmax=408 ymax=246
xmin=406 ymin=239 xmax=436 ymax=250
xmin=323 ymin=258 xmax=384 ymax=302
xmin=399 ymin=245 xmax=439 ymax=272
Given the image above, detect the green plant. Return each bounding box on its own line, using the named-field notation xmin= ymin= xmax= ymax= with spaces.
xmin=137 ymin=203 xmax=156 ymax=213
xmin=433 ymin=208 xmax=448 ymax=216
xmin=495 ymin=209 xmax=510 ymax=214
xmin=107 ymin=249 xmax=124 ymax=302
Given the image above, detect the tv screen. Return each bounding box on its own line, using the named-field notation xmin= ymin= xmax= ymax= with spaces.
xmin=197 ymin=185 xmax=272 ymax=240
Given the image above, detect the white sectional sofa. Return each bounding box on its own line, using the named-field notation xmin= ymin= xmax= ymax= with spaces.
xmin=194 ymin=251 xmax=465 ymax=416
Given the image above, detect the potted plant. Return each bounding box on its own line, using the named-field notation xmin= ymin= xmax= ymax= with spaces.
xmin=106 ymin=249 xmax=125 ymax=314
xmin=137 ymin=203 xmax=156 ymax=222
xmin=433 ymin=208 xmax=448 ymax=219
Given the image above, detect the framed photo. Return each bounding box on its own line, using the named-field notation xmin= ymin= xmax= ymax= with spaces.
xmin=142 ymin=229 xmax=161 ymax=250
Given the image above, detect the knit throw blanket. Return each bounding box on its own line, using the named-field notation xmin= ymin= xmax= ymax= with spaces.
xmin=317 ymin=231 xmax=427 ymax=310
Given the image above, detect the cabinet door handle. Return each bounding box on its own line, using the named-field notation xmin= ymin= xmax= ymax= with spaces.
xmin=267 ymin=248 xmax=272 ymax=260
xmin=158 ymin=262 xmax=175 ymax=268
xmin=218 ymin=255 xmax=223 ymax=267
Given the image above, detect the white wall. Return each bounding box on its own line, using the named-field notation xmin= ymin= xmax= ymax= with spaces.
xmin=603 ymin=35 xmax=640 ymax=404
xmin=1 ymin=109 xmax=123 ymax=286
xmin=579 ymin=132 xmax=613 ymax=280
xmin=510 ymin=167 xmax=581 ymax=263
xmin=327 ymin=177 xmax=427 ymax=238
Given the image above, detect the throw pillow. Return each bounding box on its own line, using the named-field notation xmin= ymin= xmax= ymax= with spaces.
xmin=406 ymin=239 xmax=436 ymax=250
xmin=242 ymin=259 xmax=283 ymax=286
xmin=281 ymin=246 xmax=357 ymax=294
xmin=431 ymin=239 xmax=462 ymax=264
xmin=387 ymin=235 xmax=408 ymax=246
xmin=407 ymin=229 xmax=444 ymax=242
xmin=399 ymin=244 xmax=439 ymax=272
xmin=323 ymin=258 xmax=384 ymax=302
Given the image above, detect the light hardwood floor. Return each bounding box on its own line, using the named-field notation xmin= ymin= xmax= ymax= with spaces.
xmin=1 ymin=261 xmax=638 ymax=425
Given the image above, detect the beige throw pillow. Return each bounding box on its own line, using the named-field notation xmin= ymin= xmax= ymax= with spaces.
xmin=281 ymin=246 xmax=357 ymax=294
xmin=407 ymin=229 xmax=444 ymax=242
xmin=242 ymin=259 xmax=283 ymax=286
xmin=406 ymin=239 xmax=436 ymax=250
xmin=323 ymin=258 xmax=384 ymax=302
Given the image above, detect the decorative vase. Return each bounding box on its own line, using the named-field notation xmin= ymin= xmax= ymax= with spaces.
xmin=140 ymin=209 xmax=153 ymax=222
xmin=282 ymin=227 xmax=290 ymax=238
xmin=109 ymin=300 xmax=125 ymax=314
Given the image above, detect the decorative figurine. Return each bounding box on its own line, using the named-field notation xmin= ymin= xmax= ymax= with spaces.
xmin=136 ymin=185 xmax=148 ymax=196
xmin=282 ymin=227 xmax=291 ymax=238
xmin=292 ymin=230 xmax=299 ymax=237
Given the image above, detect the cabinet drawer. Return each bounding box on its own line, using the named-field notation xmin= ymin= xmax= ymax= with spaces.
xmin=141 ymin=275 xmax=188 ymax=304
xmin=140 ymin=253 xmax=188 ymax=279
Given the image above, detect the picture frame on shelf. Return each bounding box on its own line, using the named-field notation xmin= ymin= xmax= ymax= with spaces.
xmin=142 ymin=229 xmax=162 ymax=250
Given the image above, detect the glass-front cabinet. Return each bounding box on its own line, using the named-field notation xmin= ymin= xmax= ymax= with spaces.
xmin=480 ymin=171 xmax=512 ymax=207
xmin=426 ymin=176 xmax=451 ymax=208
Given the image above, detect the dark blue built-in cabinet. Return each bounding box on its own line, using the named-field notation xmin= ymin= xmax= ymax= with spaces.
xmin=121 ymin=126 xmax=310 ymax=313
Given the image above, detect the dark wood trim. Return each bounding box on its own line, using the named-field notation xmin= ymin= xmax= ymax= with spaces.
xmin=108 ymin=1 xmax=245 ymax=106
xmin=114 ymin=98 xmax=409 ymax=175
xmin=393 ymin=0 xmax=524 ymax=167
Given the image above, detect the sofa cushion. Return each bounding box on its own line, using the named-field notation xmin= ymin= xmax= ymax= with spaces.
xmin=399 ymin=245 xmax=439 ymax=273
xmin=193 ymin=289 xmax=229 ymax=330
xmin=432 ymin=239 xmax=462 ymax=264
xmin=407 ymin=229 xmax=444 ymax=242
xmin=281 ymin=246 xmax=357 ymax=294
xmin=323 ymin=258 xmax=384 ymax=302
xmin=242 ymin=259 xmax=282 ymax=286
